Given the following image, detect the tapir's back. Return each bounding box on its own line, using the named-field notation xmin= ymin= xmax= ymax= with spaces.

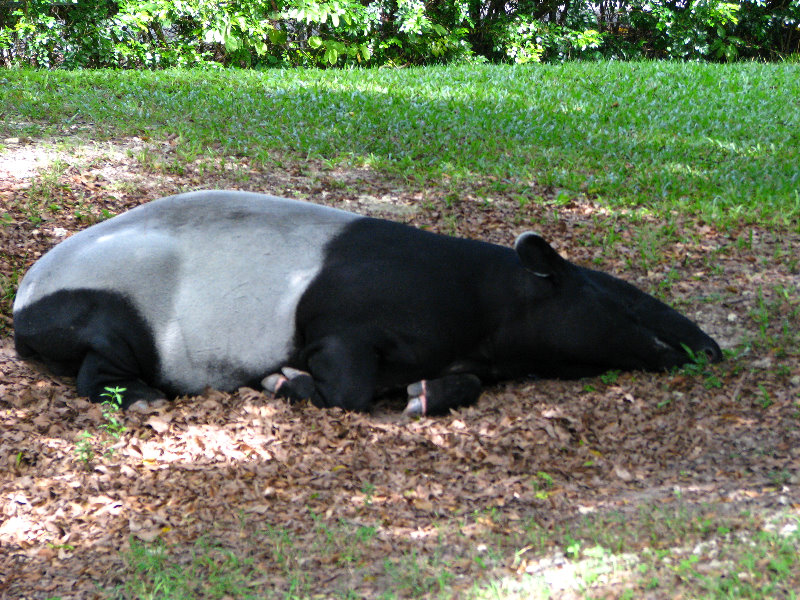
xmin=14 ymin=191 xmax=358 ymax=309
xmin=13 ymin=191 xmax=360 ymax=394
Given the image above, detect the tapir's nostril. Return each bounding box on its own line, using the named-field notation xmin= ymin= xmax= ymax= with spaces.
xmin=701 ymin=344 xmax=722 ymax=363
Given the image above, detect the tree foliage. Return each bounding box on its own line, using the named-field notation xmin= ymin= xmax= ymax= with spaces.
xmin=1 ymin=0 xmax=798 ymax=67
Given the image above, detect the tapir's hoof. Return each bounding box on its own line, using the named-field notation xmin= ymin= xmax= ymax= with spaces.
xmin=404 ymin=375 xmax=482 ymax=416
xmin=262 ymin=367 xmax=316 ymax=402
xmin=404 ymin=381 xmax=427 ymax=416
xmin=262 ymin=373 xmax=287 ymax=394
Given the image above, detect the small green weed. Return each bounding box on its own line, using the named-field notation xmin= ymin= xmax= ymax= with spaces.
xmin=361 ymin=480 xmax=376 ymax=506
xmin=631 ymin=223 xmax=671 ymax=273
xmin=47 ymin=542 xmax=76 ymax=552
xmin=679 ymin=345 xmax=722 ymax=389
xmin=768 ymin=469 xmax=791 ymax=487
xmin=531 ymin=471 xmax=555 ymax=499
xmin=99 ymin=386 xmax=127 ymax=441
xmin=72 ymin=386 xmax=127 ymax=467
xmin=757 ymin=383 xmax=773 ymax=409
xmin=564 ymin=536 xmax=582 ymax=560
xmin=656 ymin=268 xmax=682 ymax=299
xmin=74 ymin=431 xmax=94 ymax=467
xmin=600 ymin=370 xmax=621 ymax=385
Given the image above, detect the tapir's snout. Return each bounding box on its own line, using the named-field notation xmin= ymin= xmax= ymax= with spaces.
xmin=699 ymin=340 xmax=723 ymax=363
xmin=653 ymin=323 xmax=722 ymax=369
xmin=582 ymin=268 xmax=723 ymax=373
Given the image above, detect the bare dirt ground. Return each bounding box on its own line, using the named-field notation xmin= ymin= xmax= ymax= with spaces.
xmin=1 ymin=137 xmax=799 ymax=599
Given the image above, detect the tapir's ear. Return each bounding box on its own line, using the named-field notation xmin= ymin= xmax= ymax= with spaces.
xmin=514 ymin=232 xmax=565 ymax=278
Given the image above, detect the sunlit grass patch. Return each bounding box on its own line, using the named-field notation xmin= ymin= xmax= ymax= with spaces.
xmin=2 ymin=62 xmax=798 ymax=228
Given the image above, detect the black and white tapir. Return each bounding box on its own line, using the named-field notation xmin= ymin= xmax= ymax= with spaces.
xmin=13 ymin=190 xmax=721 ymax=415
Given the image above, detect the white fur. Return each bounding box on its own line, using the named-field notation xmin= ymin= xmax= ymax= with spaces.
xmin=14 ymin=190 xmax=360 ymax=393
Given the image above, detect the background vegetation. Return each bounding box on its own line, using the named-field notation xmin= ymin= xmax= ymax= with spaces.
xmin=1 ymin=0 xmax=799 ymax=69
xmin=4 ymin=63 xmax=798 ymax=228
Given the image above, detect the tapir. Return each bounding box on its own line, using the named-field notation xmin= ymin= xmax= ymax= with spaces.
xmin=13 ymin=190 xmax=721 ymax=415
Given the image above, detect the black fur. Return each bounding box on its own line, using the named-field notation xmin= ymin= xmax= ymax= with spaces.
xmin=291 ymin=218 xmax=518 ymax=411
xmin=283 ymin=218 xmax=721 ymax=413
xmin=14 ymin=289 xmax=163 ymax=406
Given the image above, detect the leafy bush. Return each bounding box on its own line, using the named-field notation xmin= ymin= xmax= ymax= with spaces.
xmin=0 ymin=0 xmax=482 ymax=67
xmin=627 ymin=0 xmax=745 ymax=60
xmin=0 ymin=0 xmax=798 ymax=67
xmin=628 ymin=0 xmax=800 ymax=60
xmin=497 ymin=15 xmax=611 ymax=63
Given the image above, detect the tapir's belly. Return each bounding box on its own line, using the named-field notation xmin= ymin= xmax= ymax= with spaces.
xmin=157 ymin=246 xmax=324 ymax=393
xmin=13 ymin=191 xmax=358 ymax=394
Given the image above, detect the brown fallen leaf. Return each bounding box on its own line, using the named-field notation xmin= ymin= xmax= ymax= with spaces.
xmin=614 ymin=465 xmax=634 ymax=482
xmin=145 ymin=413 xmax=173 ymax=433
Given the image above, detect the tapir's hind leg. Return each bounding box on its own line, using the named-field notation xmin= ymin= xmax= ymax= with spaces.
xmin=77 ymin=351 xmax=166 ymax=408
xmin=15 ymin=289 xmax=164 ymax=408
xmin=263 ymin=335 xmax=484 ymax=415
xmin=404 ymin=374 xmax=483 ymax=416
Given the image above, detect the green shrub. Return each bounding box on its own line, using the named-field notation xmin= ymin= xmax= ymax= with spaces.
xmin=1 ymin=0 xmax=798 ymax=67
xmin=0 ymin=0 xmax=477 ymax=68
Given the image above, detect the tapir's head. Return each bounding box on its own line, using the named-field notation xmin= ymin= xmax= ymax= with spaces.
xmin=507 ymin=233 xmax=722 ymax=378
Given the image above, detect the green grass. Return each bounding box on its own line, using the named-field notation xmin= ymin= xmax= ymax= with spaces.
xmin=119 ymin=514 xmax=455 ymax=599
xmin=123 ymin=536 xmax=262 ymax=600
xmin=2 ymin=62 xmax=799 ymax=227
xmin=115 ymin=506 xmax=800 ymax=599
xmin=464 ymin=507 xmax=800 ymax=600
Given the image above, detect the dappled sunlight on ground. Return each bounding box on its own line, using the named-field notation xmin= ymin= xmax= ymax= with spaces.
xmin=1 ymin=136 xmax=799 ymax=598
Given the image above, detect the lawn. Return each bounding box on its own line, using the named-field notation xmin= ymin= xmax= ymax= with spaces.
xmin=3 ymin=62 xmax=799 ymax=226
xmin=0 ymin=62 xmax=798 ymax=599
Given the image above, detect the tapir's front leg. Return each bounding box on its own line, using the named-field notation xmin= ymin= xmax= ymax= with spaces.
xmin=262 ymin=335 xmax=378 ymax=412
xmin=404 ymin=374 xmax=483 ymax=416
xmin=262 ymin=367 xmax=321 ymax=404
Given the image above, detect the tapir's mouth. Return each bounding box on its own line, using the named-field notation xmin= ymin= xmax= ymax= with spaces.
xmin=654 ymin=335 xmax=722 ymax=364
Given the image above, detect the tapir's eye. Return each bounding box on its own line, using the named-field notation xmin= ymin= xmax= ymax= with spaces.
xmin=653 ymin=337 xmax=674 ymax=350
